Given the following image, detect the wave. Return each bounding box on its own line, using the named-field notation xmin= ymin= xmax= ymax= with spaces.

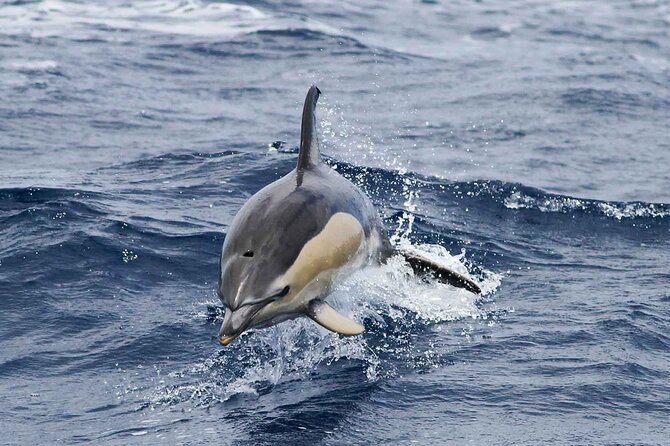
xmin=1 ymin=159 xmax=667 ymax=268
xmin=0 ymin=0 xmax=338 ymax=39
xmin=2 ymin=158 xmax=667 ymax=267
xmin=0 ymin=0 xmax=419 ymax=65
xmin=503 ymin=188 xmax=670 ymax=220
xmin=323 ymin=157 xmax=670 ymax=222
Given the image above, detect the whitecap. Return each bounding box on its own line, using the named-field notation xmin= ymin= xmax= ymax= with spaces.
xmin=504 ymin=190 xmax=670 ymax=220
xmin=0 ymin=0 xmax=337 ymax=39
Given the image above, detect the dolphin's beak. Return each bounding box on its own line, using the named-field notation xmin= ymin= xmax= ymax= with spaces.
xmin=218 ymin=334 xmax=237 ymax=346
xmin=218 ymin=303 xmax=264 ymax=347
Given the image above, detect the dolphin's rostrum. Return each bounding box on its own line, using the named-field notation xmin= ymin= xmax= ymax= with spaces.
xmin=217 ymin=86 xmax=480 ymax=346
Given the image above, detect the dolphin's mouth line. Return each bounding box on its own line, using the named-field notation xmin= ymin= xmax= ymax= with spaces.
xmin=235 ymin=296 xmax=276 ymax=309
xmin=233 ymin=286 xmax=291 ymax=309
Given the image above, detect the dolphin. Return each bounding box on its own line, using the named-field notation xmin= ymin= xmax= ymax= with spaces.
xmin=217 ymin=86 xmax=480 ymax=346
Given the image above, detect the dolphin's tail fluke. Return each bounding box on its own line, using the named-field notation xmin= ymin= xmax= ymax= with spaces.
xmin=297 ymin=85 xmax=321 ymax=170
xmin=398 ymin=249 xmax=482 ymax=294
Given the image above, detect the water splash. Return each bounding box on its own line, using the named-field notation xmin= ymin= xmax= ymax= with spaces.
xmin=505 ymin=190 xmax=670 ymax=220
xmin=147 ymin=239 xmax=500 ymax=408
xmin=320 ymin=101 xmax=411 ymax=175
xmin=389 ymin=178 xmax=419 ymax=246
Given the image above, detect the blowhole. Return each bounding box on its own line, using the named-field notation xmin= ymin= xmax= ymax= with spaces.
xmin=242 ymin=250 xmax=254 ymax=257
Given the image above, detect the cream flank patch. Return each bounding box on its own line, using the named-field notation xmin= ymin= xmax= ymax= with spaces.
xmin=282 ymin=212 xmax=364 ymax=287
xmin=257 ymin=212 xmax=364 ymax=317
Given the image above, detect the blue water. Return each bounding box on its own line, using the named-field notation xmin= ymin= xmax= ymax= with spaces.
xmin=1 ymin=0 xmax=670 ymax=444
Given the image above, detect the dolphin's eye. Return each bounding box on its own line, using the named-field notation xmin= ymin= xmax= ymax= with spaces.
xmin=277 ymin=286 xmax=290 ymax=298
xmin=242 ymin=250 xmax=254 ymax=257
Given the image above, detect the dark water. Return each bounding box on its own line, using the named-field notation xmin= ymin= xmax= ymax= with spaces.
xmin=1 ymin=0 xmax=670 ymax=444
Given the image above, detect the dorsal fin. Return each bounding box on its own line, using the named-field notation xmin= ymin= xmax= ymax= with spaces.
xmin=297 ymin=85 xmax=321 ymax=170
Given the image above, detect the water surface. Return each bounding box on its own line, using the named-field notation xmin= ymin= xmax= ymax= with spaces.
xmin=1 ymin=1 xmax=669 ymax=444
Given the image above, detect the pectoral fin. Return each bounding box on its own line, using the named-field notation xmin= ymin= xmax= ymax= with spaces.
xmin=399 ymin=249 xmax=482 ymax=294
xmin=307 ymin=300 xmax=364 ymax=336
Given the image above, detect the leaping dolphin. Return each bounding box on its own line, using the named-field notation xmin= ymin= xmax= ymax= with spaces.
xmin=217 ymin=86 xmax=480 ymax=346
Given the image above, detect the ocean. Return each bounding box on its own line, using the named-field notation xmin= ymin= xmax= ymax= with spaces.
xmin=1 ymin=0 xmax=669 ymax=444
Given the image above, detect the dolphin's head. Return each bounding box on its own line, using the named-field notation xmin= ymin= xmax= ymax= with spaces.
xmin=217 ymin=224 xmax=295 ymax=345
xmin=216 ymin=173 xmax=323 ymax=346
xmin=217 ymin=261 xmax=292 ymax=346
